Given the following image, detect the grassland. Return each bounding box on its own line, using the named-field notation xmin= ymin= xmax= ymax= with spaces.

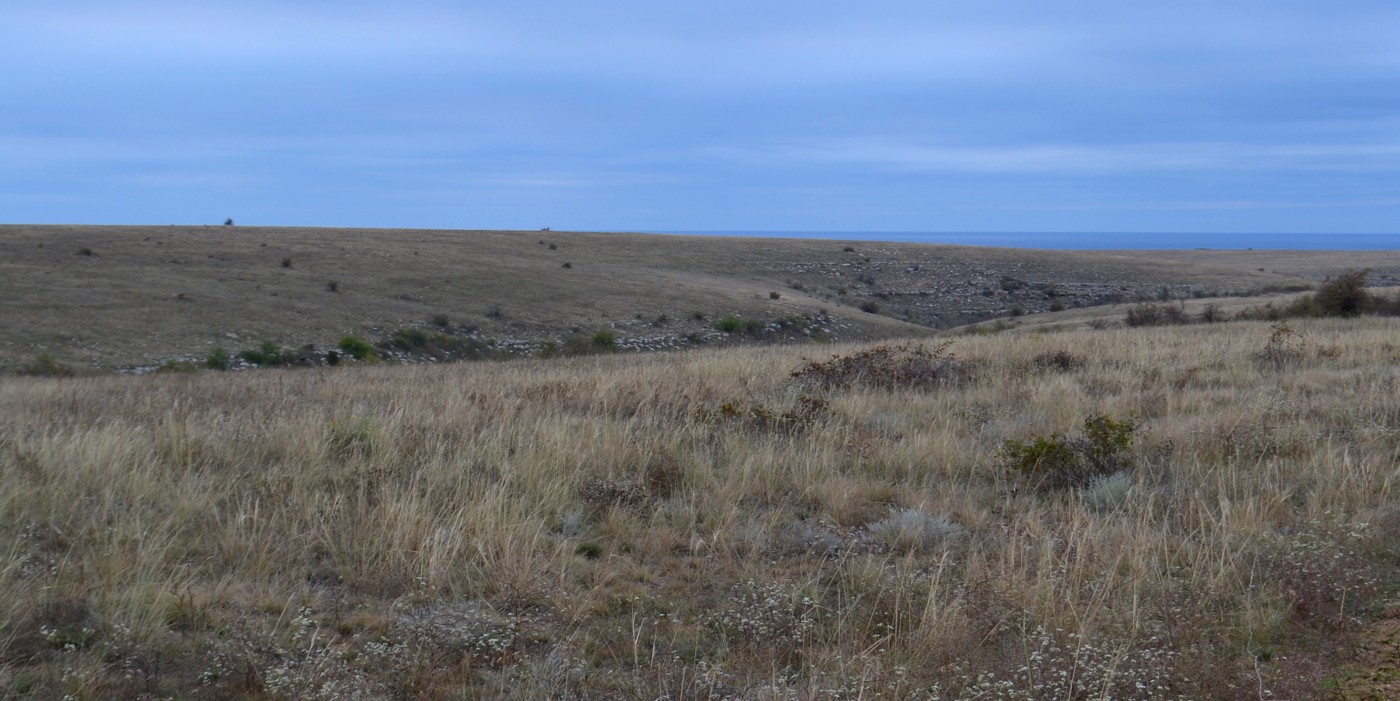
xmin=3 ymin=315 xmax=1399 ymax=698
xmin=2 ymin=225 xmax=1359 ymax=372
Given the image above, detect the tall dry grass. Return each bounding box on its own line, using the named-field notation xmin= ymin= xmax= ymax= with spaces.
xmin=1 ymin=318 xmax=1398 ymax=698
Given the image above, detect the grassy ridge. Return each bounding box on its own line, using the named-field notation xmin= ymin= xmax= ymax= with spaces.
xmin=1 ymin=225 xmax=1327 ymax=371
xmin=3 ymin=317 xmax=1398 ymax=697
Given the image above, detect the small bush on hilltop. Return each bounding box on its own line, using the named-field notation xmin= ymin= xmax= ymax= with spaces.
xmin=791 ymin=341 xmax=964 ymax=391
xmin=1000 ymin=413 xmax=1138 ymax=492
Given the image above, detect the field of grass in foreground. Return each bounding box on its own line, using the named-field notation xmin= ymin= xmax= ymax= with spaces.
xmin=2 ymin=318 xmax=1399 ymax=699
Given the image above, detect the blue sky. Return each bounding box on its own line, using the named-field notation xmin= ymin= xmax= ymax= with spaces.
xmin=4 ymin=1 xmax=1400 ymax=236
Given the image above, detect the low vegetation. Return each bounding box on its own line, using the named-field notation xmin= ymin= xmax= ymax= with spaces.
xmin=1128 ymin=270 xmax=1400 ymax=328
xmin=3 ymin=317 xmax=1397 ymax=697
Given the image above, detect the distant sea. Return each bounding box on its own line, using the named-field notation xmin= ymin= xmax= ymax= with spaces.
xmin=659 ymin=231 xmax=1399 ymax=250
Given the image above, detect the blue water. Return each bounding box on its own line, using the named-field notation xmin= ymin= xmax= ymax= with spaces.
xmin=658 ymin=231 xmax=1399 ymax=250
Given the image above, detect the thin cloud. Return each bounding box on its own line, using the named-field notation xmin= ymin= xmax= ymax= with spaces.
xmin=749 ymin=139 xmax=1400 ymax=174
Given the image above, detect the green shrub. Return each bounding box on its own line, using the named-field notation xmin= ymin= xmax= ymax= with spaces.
xmin=1000 ymin=414 xmax=1138 ymax=492
xmin=337 ymin=336 xmax=376 ymax=361
xmin=239 ymin=340 xmax=288 ymax=367
xmin=391 ymin=328 xmax=431 ymax=351
xmin=714 ymin=316 xmax=743 ymax=333
xmin=206 ymin=346 xmax=230 ymax=371
xmin=326 ymin=416 xmax=374 ymax=457
xmin=157 ymin=359 xmax=199 ymax=373
xmin=1312 ymin=269 xmax=1370 ymax=317
xmin=389 ymin=328 xmax=490 ymax=361
xmin=592 ymin=330 xmax=617 ymax=352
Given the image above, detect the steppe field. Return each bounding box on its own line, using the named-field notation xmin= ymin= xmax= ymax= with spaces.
xmin=2 ymin=227 xmax=1400 ymax=699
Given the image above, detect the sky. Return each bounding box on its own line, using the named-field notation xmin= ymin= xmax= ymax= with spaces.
xmin=4 ymin=1 xmax=1400 ymax=238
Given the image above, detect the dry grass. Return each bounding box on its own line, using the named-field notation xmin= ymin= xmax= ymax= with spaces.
xmin=2 ymin=317 xmax=1399 ymax=698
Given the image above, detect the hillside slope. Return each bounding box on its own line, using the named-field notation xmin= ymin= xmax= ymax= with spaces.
xmin=0 ymin=225 xmax=1321 ymax=370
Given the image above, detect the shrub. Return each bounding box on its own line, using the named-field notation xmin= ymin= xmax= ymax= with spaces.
xmin=1125 ymin=303 xmax=1164 ymax=326
xmin=23 ymin=353 xmax=72 ymax=377
xmin=1000 ymin=413 xmax=1138 ymax=492
xmin=281 ymin=258 xmax=292 ymax=268
xmin=1253 ymin=322 xmax=1305 ymax=372
xmin=224 ymin=218 xmax=234 ymax=226
xmin=866 ymin=507 xmax=963 ymax=553
xmin=1031 ymin=349 xmax=1085 ymax=373
xmin=326 ymin=280 xmax=339 ymax=293
xmin=591 ymin=330 xmax=617 ymax=352
xmin=791 ymin=341 xmax=964 ymax=392
xmin=842 ymin=245 xmax=856 ymax=252
xmin=337 ymin=336 xmax=376 ymax=361
xmin=77 ymin=247 xmax=94 ymax=257
xmin=698 ymin=395 xmax=829 ymax=434
xmin=206 ymin=346 xmax=230 ymax=371
xmin=157 ymin=359 xmax=198 ymax=373
xmin=1048 ymin=298 xmax=1066 ymax=312
xmin=1083 ymin=472 xmax=1135 ymax=512
xmin=858 ymin=301 xmax=880 ymax=314
xmin=562 ymin=333 xmax=596 ymax=357
xmin=561 ymin=262 xmax=572 ymax=269
xmin=392 ymin=328 xmax=431 ymax=351
xmin=239 ymin=340 xmax=288 ymax=367
xmin=1312 ymin=269 xmax=1370 ymax=317
xmin=769 ymin=291 xmax=781 ymax=299
xmin=430 ymin=313 xmax=452 ymax=328
xmin=714 ymin=316 xmax=743 ymax=333
xmin=535 ymin=341 xmax=561 ymax=359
